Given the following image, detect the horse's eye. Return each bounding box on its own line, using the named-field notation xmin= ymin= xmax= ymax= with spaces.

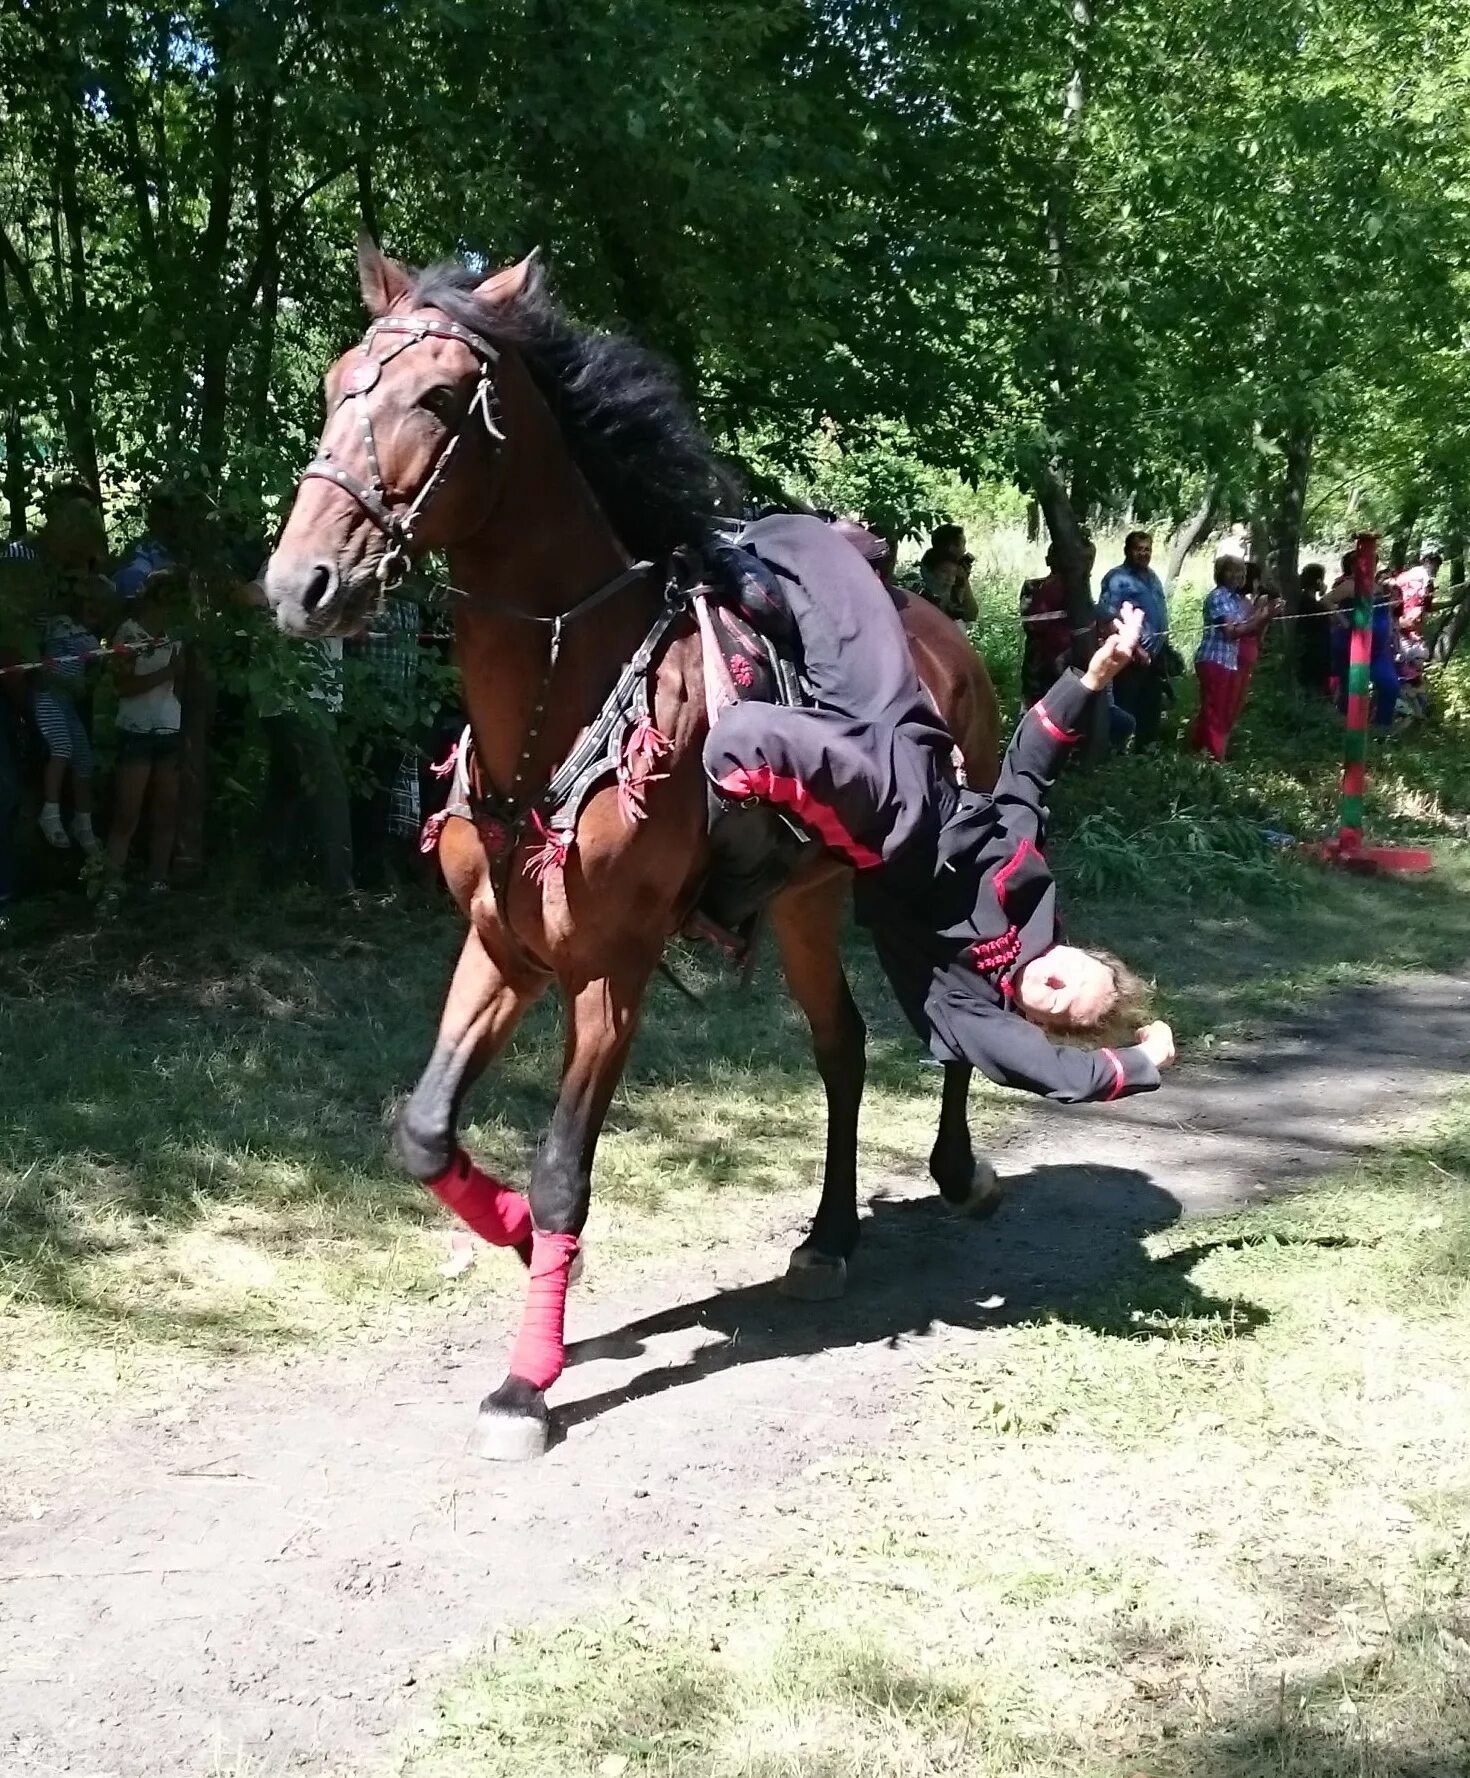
xmin=419 ymin=385 xmax=457 ymax=419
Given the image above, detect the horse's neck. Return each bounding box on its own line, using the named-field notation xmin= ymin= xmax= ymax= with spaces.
xmin=448 ymin=509 xmax=657 ymax=799
xmin=447 ymin=351 xmax=681 ymax=799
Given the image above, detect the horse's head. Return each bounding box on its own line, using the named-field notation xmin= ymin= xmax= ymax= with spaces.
xmin=265 ymin=238 xmax=536 ymax=637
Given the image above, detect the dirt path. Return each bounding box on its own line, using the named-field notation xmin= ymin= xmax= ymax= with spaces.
xmin=3 ymin=969 xmax=1467 ymax=1778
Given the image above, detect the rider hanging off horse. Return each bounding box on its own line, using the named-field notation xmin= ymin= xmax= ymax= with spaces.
xmin=265 ymin=239 xmax=1173 ymax=1460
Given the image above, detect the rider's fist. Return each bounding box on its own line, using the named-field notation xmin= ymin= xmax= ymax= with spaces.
xmin=1136 ymin=1020 xmax=1176 ymax=1070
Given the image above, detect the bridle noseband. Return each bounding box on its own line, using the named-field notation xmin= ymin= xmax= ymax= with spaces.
xmin=301 ymin=314 xmax=504 ymax=590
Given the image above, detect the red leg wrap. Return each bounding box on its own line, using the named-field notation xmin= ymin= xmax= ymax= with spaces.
xmin=425 ymin=1150 xmax=532 ymax=1249
xmin=508 ymin=1231 xmax=580 ymax=1390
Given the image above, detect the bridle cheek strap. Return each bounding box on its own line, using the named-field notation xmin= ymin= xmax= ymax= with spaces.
xmin=299 ymin=315 xmax=504 ymax=588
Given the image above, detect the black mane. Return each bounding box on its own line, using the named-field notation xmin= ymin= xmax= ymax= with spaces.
xmin=407 ymin=260 xmax=734 ymax=560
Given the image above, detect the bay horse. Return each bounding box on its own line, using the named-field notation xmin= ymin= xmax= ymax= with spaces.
xmin=265 ymin=240 xmax=1001 ymax=1460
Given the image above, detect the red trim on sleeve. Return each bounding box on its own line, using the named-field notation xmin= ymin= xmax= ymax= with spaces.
xmin=990 ymin=834 xmax=1037 ymax=908
xmin=1033 ymin=700 xmax=1080 ymax=744
xmin=1100 ymin=1047 xmax=1126 ymax=1101
xmin=714 ymin=765 xmax=884 ymax=870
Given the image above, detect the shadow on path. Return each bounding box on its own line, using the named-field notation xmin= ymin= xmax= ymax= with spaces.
xmin=560 ymin=1161 xmax=1268 ymax=1434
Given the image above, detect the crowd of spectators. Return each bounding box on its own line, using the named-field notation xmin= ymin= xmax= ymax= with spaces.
xmin=0 ymin=478 xmax=455 ymax=931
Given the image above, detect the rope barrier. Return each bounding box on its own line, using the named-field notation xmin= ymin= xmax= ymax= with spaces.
xmin=0 ymin=634 xmax=169 ymax=678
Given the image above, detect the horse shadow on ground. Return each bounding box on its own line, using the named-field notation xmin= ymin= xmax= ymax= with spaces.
xmin=558 ymin=1161 xmax=1302 ymax=1434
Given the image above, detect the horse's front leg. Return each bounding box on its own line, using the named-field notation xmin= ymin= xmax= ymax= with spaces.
xmin=929 ymin=1062 xmax=1004 ymax=1217
xmin=473 ymin=958 xmax=653 ymax=1461
xmin=395 ymin=923 xmax=547 ymax=1257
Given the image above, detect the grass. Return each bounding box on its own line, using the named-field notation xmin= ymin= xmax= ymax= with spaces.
xmin=401 ymin=1096 xmax=1470 ymax=1778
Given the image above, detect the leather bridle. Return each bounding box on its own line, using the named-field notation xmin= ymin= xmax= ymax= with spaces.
xmin=300 ymin=314 xmax=505 ymax=592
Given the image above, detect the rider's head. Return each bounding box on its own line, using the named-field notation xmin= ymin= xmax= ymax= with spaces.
xmin=1014 ymin=944 xmax=1144 ymax=1037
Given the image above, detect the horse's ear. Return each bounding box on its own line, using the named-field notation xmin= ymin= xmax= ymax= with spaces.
xmin=474 ymin=248 xmax=542 ymax=309
xmin=358 ymin=234 xmax=411 ymax=317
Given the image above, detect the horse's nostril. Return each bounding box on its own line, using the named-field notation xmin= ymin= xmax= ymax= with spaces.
xmin=300 ymin=562 xmax=337 ymax=613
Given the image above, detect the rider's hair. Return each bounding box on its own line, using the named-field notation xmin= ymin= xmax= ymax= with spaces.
xmin=1043 ymin=949 xmax=1150 ymax=1045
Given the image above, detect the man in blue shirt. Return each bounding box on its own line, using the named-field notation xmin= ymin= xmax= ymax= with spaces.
xmin=1098 ymin=530 xmax=1171 ymax=748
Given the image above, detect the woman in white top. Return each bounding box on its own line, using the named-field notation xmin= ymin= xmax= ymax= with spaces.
xmin=105 ymin=572 xmax=182 ymax=891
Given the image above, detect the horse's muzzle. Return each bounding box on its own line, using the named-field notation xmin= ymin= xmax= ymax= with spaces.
xmin=264 ymin=552 xmax=373 ymax=638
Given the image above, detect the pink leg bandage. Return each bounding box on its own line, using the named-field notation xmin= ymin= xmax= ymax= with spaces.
xmin=508 ymin=1231 xmax=581 ymax=1390
xmin=425 ymin=1150 xmax=532 ymax=1249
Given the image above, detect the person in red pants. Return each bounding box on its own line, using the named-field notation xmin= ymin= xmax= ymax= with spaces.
xmin=1188 ymin=555 xmax=1277 ymax=761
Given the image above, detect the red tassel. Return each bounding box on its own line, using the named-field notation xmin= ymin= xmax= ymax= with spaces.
xmin=525 ymin=810 xmax=572 ymax=885
xmin=419 ymin=808 xmax=450 ymax=855
xmin=430 ymin=737 xmax=460 ymax=780
xmin=618 ymin=716 xmax=672 ymax=824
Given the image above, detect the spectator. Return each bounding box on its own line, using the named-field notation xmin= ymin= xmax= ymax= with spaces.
xmin=250 ymin=599 xmax=354 ymax=895
xmin=344 ymin=591 xmax=422 ymax=890
xmin=1018 ymin=545 xmax=1071 ymax=707
xmin=1391 ymin=542 xmax=1439 ymax=712
xmin=1296 ymin=562 xmax=1332 ymax=695
xmin=1098 ymin=530 xmax=1172 ymax=747
xmin=918 ymin=524 xmax=978 ymax=624
xmin=1233 ymin=560 xmax=1270 ymax=724
xmin=32 ymin=572 xmax=104 ymax=854
xmin=0 ymin=541 xmax=43 ymax=925
xmin=1187 ymin=554 xmax=1277 ymax=761
xmin=113 ymin=482 xmax=195 ymax=599
xmin=103 ymin=572 xmax=183 ymax=896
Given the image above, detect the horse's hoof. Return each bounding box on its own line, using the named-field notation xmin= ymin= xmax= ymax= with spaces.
xmin=468 ymin=1402 xmax=551 ymax=1463
xmin=950 ymin=1157 xmax=1005 ymax=1220
xmin=781 ymin=1248 xmax=848 ymax=1301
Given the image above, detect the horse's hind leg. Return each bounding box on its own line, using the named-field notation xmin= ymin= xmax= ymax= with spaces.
xmin=395 ymin=925 xmax=547 ymax=1257
xmin=929 ymin=1062 xmax=1003 ymax=1217
xmin=769 ymin=873 xmax=866 ymax=1299
xmin=473 ymin=956 xmax=654 ymax=1461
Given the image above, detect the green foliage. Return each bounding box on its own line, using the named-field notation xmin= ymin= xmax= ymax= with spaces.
xmin=0 ymin=0 xmax=1466 ymax=564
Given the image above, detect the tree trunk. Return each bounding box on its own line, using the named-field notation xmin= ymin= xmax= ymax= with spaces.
xmin=0 ymin=259 xmax=28 ymax=536
xmin=54 ymin=95 xmax=101 ymax=500
xmin=1162 ymin=481 xmax=1220 ymax=593
xmin=151 ymin=19 xmax=173 ymax=258
xmin=196 ymin=40 xmax=240 ymax=473
xmin=1268 ymin=424 xmax=1312 ymax=612
xmin=356 ymin=146 xmax=379 ymax=243
xmin=246 ymin=88 xmax=279 ymax=477
xmin=1387 ymin=500 xmax=1419 ymax=573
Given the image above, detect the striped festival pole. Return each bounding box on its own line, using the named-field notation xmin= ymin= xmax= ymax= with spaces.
xmin=1317 ymin=530 xmax=1432 ymax=875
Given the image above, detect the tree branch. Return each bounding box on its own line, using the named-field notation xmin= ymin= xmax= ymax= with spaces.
xmin=0 ymin=224 xmax=53 ymax=348
xmin=233 ymin=163 xmax=352 ymax=323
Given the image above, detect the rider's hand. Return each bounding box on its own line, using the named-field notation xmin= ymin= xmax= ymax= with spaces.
xmin=1082 ymin=603 xmax=1146 ymax=691
xmin=1136 ymin=1020 xmax=1176 ymax=1070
